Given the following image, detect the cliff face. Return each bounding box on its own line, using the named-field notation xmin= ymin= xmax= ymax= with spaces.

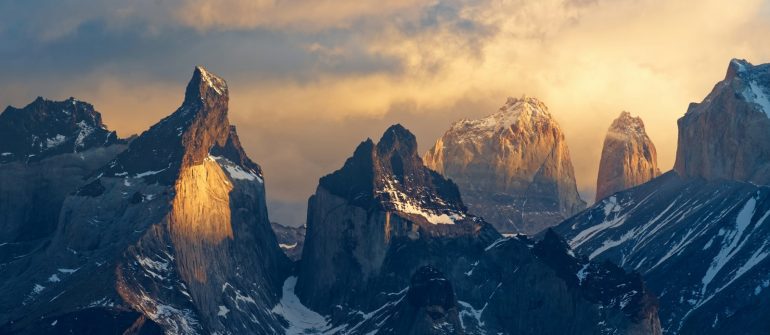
xmin=595 ymin=111 xmax=660 ymax=201
xmin=674 ymin=59 xmax=770 ymax=184
xmin=0 ymin=67 xmax=291 ymax=335
xmin=296 ymin=124 xmax=661 ymax=335
xmin=424 ymin=97 xmax=585 ymax=235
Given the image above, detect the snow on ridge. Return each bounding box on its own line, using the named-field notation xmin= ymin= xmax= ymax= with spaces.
xmin=448 ymin=96 xmax=552 ymax=142
xmin=379 ymin=177 xmax=464 ymax=225
xmin=45 ymin=134 xmax=67 ymax=149
xmin=209 ymin=155 xmax=263 ymax=183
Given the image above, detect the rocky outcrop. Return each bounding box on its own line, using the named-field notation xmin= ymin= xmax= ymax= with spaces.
xmin=674 ymin=59 xmax=770 ymax=184
xmin=0 ymin=98 xmax=126 ymax=260
xmin=595 ymin=111 xmax=660 ymax=201
xmin=270 ymin=222 xmax=306 ymax=261
xmin=0 ymin=66 xmax=291 ymax=334
xmin=424 ymin=97 xmax=586 ymax=235
xmin=296 ymin=124 xmax=661 ymax=334
xmin=0 ymin=97 xmax=119 ymax=164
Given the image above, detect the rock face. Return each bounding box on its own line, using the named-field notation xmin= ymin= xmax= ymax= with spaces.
xmin=295 ymin=124 xmax=661 ymax=334
xmin=424 ymin=97 xmax=586 ymax=234
xmin=0 ymin=67 xmax=291 ymax=334
xmin=270 ymin=222 xmax=306 ymax=261
xmin=674 ymin=59 xmax=770 ymax=184
xmin=595 ymin=111 xmax=660 ymax=201
xmin=554 ymin=59 xmax=770 ymax=335
xmin=0 ymin=98 xmax=126 ymax=261
xmin=0 ymin=97 xmax=119 ymax=164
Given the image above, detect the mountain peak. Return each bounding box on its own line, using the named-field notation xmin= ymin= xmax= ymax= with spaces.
xmin=596 ymin=111 xmax=659 ymax=201
xmin=376 ymin=123 xmax=418 ymax=158
xmin=425 ymin=96 xmax=585 ymax=234
xmin=101 ymin=66 xmax=234 ymax=184
xmin=675 ymin=58 xmax=770 ymax=184
xmin=184 ymin=65 xmax=228 ymax=105
xmin=0 ymin=97 xmax=119 ymax=163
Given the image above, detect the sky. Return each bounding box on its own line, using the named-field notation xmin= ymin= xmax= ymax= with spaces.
xmin=2 ymin=0 xmax=770 ymax=227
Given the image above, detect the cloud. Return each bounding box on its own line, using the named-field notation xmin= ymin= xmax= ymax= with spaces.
xmin=175 ymin=0 xmax=435 ymax=31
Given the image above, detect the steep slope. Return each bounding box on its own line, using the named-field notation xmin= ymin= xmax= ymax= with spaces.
xmin=555 ymin=59 xmax=770 ymax=334
xmin=675 ymin=59 xmax=770 ymax=183
xmin=0 ymin=66 xmax=291 ymax=334
xmin=424 ymin=97 xmax=586 ymax=234
xmin=595 ymin=111 xmax=660 ymax=201
xmin=0 ymin=98 xmax=125 ymax=261
xmin=295 ymin=124 xmax=660 ymax=334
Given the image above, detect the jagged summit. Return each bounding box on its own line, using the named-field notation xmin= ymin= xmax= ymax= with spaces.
xmin=607 ymin=111 xmax=646 ymax=138
xmin=425 ymin=96 xmax=585 ymax=234
xmin=448 ymin=96 xmax=552 ymax=141
xmin=0 ymin=97 xmax=119 ymax=163
xmin=320 ymin=124 xmax=467 ymax=225
xmin=675 ymin=58 xmax=770 ymax=184
xmin=184 ymin=65 xmax=228 ymax=105
xmin=595 ymin=111 xmax=659 ymax=201
xmin=101 ymin=66 xmax=241 ymax=184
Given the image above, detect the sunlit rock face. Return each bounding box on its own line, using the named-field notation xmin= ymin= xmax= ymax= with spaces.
xmin=675 ymin=59 xmax=770 ymax=184
xmin=296 ymin=124 xmax=661 ymax=335
xmin=424 ymin=97 xmax=586 ymax=235
xmin=595 ymin=111 xmax=660 ymax=201
xmin=0 ymin=67 xmax=291 ymax=335
xmin=555 ymin=59 xmax=770 ymax=335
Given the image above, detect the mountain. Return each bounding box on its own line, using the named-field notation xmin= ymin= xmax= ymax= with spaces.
xmin=424 ymin=97 xmax=586 ymax=235
xmin=554 ymin=59 xmax=770 ymax=334
xmin=595 ymin=111 xmax=660 ymax=201
xmin=270 ymin=222 xmax=305 ymax=261
xmin=0 ymin=97 xmax=119 ymax=164
xmin=675 ymin=59 xmax=770 ymax=183
xmin=0 ymin=98 xmax=126 ymax=262
xmin=0 ymin=66 xmax=291 ymax=334
xmin=295 ymin=124 xmax=661 ymax=334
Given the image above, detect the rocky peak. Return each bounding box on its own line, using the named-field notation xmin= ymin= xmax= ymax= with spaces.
xmin=424 ymin=96 xmax=585 ymax=234
xmin=674 ymin=58 xmax=770 ymax=184
xmin=320 ymin=124 xmax=467 ymax=225
xmin=595 ymin=111 xmax=659 ymax=201
xmin=102 ymin=66 xmax=235 ymax=184
xmin=0 ymin=97 xmax=119 ymax=163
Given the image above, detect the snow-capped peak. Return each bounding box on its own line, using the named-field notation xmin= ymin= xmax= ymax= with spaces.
xmin=448 ymin=96 xmax=553 ymax=141
xmin=195 ymin=66 xmax=227 ymax=95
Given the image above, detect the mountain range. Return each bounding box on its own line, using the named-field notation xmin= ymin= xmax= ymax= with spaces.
xmin=1 ymin=58 xmax=769 ymax=334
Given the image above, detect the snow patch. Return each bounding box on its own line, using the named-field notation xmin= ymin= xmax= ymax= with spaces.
xmin=217 ymin=305 xmax=230 ymax=317
xmin=45 ymin=134 xmax=67 ymax=149
xmin=272 ymin=276 xmax=331 ymax=334
xmin=48 ymin=274 xmax=61 ymax=282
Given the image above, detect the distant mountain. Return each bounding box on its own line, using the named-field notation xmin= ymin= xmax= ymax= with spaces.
xmin=270 ymin=222 xmax=305 ymax=261
xmin=555 ymin=59 xmax=770 ymax=334
xmin=595 ymin=111 xmax=660 ymax=201
xmin=0 ymin=97 xmax=125 ymax=261
xmin=0 ymin=67 xmax=291 ymax=334
xmin=0 ymin=97 xmax=119 ymax=164
xmin=296 ymin=124 xmax=661 ymax=334
xmin=424 ymin=97 xmax=586 ymax=235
